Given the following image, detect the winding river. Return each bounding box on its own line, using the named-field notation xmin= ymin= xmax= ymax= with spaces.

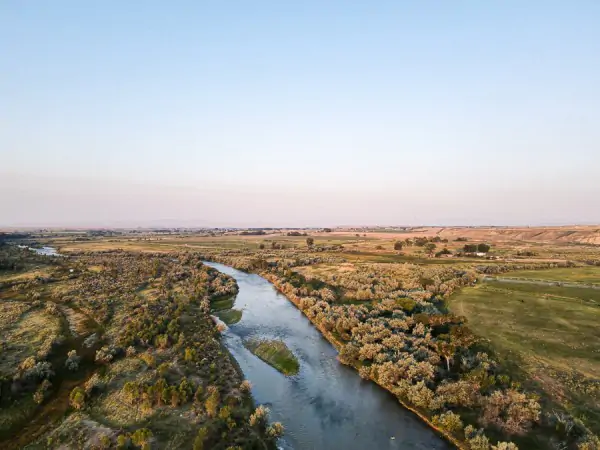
xmin=205 ymin=262 xmax=448 ymax=450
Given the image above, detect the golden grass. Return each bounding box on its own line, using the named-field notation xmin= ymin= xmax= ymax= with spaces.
xmin=94 ymin=357 xmax=153 ymax=427
xmin=0 ymin=268 xmax=53 ymax=283
xmin=0 ymin=309 xmax=61 ymax=372
xmin=58 ymin=305 xmax=91 ymax=337
xmin=0 ymin=301 xmax=31 ymax=330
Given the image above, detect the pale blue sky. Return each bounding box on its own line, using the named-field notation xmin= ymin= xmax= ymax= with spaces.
xmin=2 ymin=1 xmax=599 ymax=227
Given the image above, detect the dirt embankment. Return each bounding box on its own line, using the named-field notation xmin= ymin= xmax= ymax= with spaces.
xmin=327 ymin=226 xmax=600 ymax=245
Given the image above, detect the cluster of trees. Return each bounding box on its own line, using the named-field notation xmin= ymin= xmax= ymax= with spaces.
xmin=463 ymin=243 xmax=492 ymax=254
xmin=475 ymin=260 xmax=578 ymax=275
xmin=122 ymin=376 xmax=194 ymax=410
xmin=239 ymin=230 xmax=266 ymax=236
xmin=286 ymin=231 xmax=308 ymax=236
xmin=257 ymin=260 xmax=598 ymax=450
xmin=5 ymin=356 xmax=55 ymax=406
xmin=394 ymin=237 xmax=453 ymax=257
xmin=200 ymin=248 xmax=344 ymax=272
xmin=396 ymin=236 xmax=449 ymax=248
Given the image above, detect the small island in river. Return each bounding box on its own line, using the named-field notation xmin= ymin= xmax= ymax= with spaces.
xmin=244 ymin=339 xmax=300 ymax=376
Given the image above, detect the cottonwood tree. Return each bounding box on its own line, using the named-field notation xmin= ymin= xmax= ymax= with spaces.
xmin=477 ymin=243 xmax=491 ymax=253
xmin=424 ymin=243 xmax=437 ymax=257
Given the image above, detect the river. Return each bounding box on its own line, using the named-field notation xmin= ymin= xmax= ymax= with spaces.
xmin=204 ymin=262 xmax=448 ymax=450
xmin=17 ymin=245 xmax=61 ymax=256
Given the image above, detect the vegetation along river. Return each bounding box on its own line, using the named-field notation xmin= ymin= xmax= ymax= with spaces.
xmin=204 ymin=262 xmax=448 ymax=450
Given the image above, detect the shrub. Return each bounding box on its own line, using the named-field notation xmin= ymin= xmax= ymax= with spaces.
xmin=69 ymin=387 xmax=86 ymax=410
xmin=267 ymin=422 xmax=285 ymax=438
xmin=432 ymin=411 xmax=464 ymax=434
xmin=481 ymin=389 xmax=541 ymax=435
xmin=95 ymin=346 xmax=119 ymax=364
xmin=492 ymin=443 xmax=519 ymax=450
xmin=193 ymin=427 xmax=209 ymax=450
xmin=131 ymin=428 xmax=153 ymax=448
xmin=249 ymin=405 xmax=269 ymax=427
xmin=65 ymin=349 xmax=81 ymax=371
xmin=205 ymin=386 xmax=220 ymax=417
xmin=33 ymin=379 xmax=52 ymax=404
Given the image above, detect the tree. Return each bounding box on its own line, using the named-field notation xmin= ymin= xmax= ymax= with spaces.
xmin=478 ymin=243 xmax=491 ymax=253
xmin=394 ymin=241 xmax=403 ymax=251
xmin=432 ymin=411 xmax=464 ymax=434
xmin=205 ymin=386 xmax=220 ymax=417
xmin=193 ymin=427 xmax=209 ymax=450
xmin=435 ymin=337 xmax=457 ymax=372
xmin=33 ymin=379 xmax=53 ymax=404
xmin=65 ymin=350 xmax=80 ymax=371
xmin=116 ymin=435 xmax=130 ymax=450
xmin=267 ymin=422 xmax=285 ymax=438
xmin=415 ymin=237 xmax=429 ymax=246
xmin=131 ymin=428 xmax=153 ymax=448
xmin=451 ymin=325 xmax=478 ymax=349
xmin=194 ymin=386 xmax=204 ymax=404
xmin=306 ymin=237 xmax=314 ymax=247
xmin=482 ymin=389 xmax=541 ymax=435
xmin=424 ymin=243 xmax=437 ymax=257
xmin=463 ymin=244 xmax=478 ymax=253
xmin=69 ymin=387 xmax=86 ymax=410
xmin=184 ymin=347 xmax=196 ymax=362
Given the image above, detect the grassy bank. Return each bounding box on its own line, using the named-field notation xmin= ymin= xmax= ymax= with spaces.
xmin=504 ymin=265 xmax=600 ymax=284
xmin=244 ymin=339 xmax=299 ymax=376
xmin=450 ymin=280 xmax=600 ymax=435
xmin=215 ymin=308 xmax=243 ymax=325
xmin=210 ymin=294 xmax=236 ymax=311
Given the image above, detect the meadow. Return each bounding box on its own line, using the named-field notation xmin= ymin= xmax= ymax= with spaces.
xmin=451 ymin=280 xmax=600 ymax=435
xmin=501 ymin=266 xmax=600 ymax=284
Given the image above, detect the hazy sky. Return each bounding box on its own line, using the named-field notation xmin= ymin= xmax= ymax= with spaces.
xmin=2 ymin=1 xmax=599 ymax=227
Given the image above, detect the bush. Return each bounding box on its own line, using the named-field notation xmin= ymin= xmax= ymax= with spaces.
xmin=69 ymin=387 xmax=86 ymax=410
xmin=65 ymin=349 xmax=81 ymax=371
xmin=131 ymin=428 xmax=153 ymax=448
xmin=432 ymin=411 xmax=464 ymax=434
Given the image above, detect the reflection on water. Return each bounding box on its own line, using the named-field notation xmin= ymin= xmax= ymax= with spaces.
xmin=205 ymin=262 xmax=448 ymax=450
xmin=17 ymin=245 xmax=61 ymax=256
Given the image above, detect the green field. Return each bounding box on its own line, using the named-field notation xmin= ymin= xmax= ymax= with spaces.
xmin=451 ymin=280 xmax=600 ymax=433
xmin=505 ymin=266 xmax=600 ymax=284
xmin=244 ymin=339 xmax=299 ymax=376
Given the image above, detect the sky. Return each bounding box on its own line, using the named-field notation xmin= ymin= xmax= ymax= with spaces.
xmin=1 ymin=1 xmax=599 ymax=227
